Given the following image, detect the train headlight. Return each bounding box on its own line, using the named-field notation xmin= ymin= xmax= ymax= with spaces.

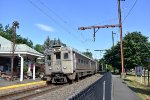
xmin=63 ymin=66 xmax=67 ymax=69
xmin=49 ymin=67 xmax=52 ymax=70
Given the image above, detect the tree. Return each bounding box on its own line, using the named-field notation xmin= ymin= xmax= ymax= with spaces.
xmin=43 ymin=36 xmax=67 ymax=50
xmin=43 ymin=36 xmax=53 ymax=50
xmin=34 ymin=44 xmax=43 ymax=53
xmin=82 ymin=51 xmax=93 ymax=58
xmin=123 ymin=32 xmax=150 ymax=69
xmin=103 ymin=31 xmax=150 ymax=73
xmin=57 ymin=38 xmax=66 ymax=47
xmin=0 ymin=23 xmax=34 ymax=48
xmin=104 ymin=45 xmax=121 ymax=73
xmin=0 ymin=24 xmax=3 ymax=32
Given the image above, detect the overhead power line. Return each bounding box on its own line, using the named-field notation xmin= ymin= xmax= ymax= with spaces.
xmin=78 ymin=0 xmax=125 ymax=75
xmin=27 ymin=0 xmax=69 ymax=33
xmin=27 ymin=0 xmax=83 ymax=43
xmin=28 ymin=0 xmax=93 ymax=50
xmin=38 ymin=0 xmax=67 ymax=25
xmin=122 ymin=0 xmax=138 ymax=23
xmin=37 ymin=0 xmax=87 ymax=43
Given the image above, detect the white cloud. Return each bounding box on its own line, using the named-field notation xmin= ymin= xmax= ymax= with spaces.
xmin=36 ymin=24 xmax=54 ymax=32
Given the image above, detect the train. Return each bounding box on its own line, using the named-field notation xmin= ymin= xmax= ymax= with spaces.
xmin=44 ymin=46 xmax=98 ymax=83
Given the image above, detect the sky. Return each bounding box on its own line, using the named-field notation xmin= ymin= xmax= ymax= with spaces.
xmin=0 ymin=0 xmax=150 ymax=59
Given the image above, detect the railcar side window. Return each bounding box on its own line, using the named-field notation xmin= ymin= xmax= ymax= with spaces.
xmin=47 ymin=55 xmax=51 ymax=60
xmin=81 ymin=60 xmax=83 ymax=63
xmin=86 ymin=61 xmax=88 ymax=64
xmin=64 ymin=53 xmax=69 ymax=59
xmin=78 ymin=59 xmax=80 ymax=63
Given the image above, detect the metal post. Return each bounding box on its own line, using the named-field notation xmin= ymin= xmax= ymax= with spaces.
xmin=18 ymin=54 xmax=24 ymax=81
xmin=33 ymin=63 xmax=35 ymax=80
xmin=103 ymin=81 xmax=106 ymax=100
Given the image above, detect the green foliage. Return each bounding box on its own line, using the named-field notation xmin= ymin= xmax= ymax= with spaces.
xmin=0 ymin=23 xmax=67 ymax=53
xmin=43 ymin=36 xmax=66 ymax=50
xmin=104 ymin=31 xmax=150 ymax=71
xmin=104 ymin=45 xmax=121 ymax=71
xmin=34 ymin=44 xmax=43 ymax=53
xmin=107 ymin=65 xmax=113 ymax=72
xmin=82 ymin=51 xmax=93 ymax=58
xmin=43 ymin=36 xmax=52 ymax=49
xmin=0 ymin=23 xmax=33 ymax=48
xmin=123 ymin=32 xmax=150 ymax=69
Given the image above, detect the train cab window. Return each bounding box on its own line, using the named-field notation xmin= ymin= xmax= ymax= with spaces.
xmin=56 ymin=53 xmax=61 ymax=59
xmin=47 ymin=55 xmax=51 ymax=60
xmin=64 ymin=53 xmax=69 ymax=59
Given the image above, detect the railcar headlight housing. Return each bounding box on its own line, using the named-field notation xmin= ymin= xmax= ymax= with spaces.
xmin=63 ymin=66 xmax=67 ymax=69
xmin=49 ymin=67 xmax=52 ymax=70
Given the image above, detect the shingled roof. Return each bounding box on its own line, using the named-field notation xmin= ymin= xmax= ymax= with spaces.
xmin=0 ymin=36 xmax=43 ymax=57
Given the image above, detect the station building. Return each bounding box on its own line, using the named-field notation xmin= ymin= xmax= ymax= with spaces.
xmin=0 ymin=36 xmax=44 ymax=81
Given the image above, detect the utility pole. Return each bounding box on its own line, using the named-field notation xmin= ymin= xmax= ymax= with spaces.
xmin=118 ymin=0 xmax=125 ymax=77
xmin=78 ymin=0 xmax=125 ymax=77
xmin=112 ymin=31 xmax=116 ymax=47
xmin=11 ymin=21 xmax=19 ymax=81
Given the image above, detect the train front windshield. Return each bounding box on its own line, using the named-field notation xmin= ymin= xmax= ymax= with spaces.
xmin=55 ymin=52 xmax=61 ymax=64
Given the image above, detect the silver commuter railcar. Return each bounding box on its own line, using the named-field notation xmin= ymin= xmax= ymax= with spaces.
xmin=44 ymin=46 xmax=97 ymax=83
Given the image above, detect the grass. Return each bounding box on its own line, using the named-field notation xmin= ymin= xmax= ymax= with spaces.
xmin=123 ymin=74 xmax=150 ymax=100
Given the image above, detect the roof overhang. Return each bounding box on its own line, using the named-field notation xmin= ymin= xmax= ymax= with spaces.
xmin=0 ymin=51 xmax=44 ymax=58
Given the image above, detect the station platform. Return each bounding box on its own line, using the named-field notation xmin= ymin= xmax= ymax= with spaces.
xmin=112 ymin=75 xmax=141 ymax=100
xmin=0 ymin=78 xmax=46 ymax=95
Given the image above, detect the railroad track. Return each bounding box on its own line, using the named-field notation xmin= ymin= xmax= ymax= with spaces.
xmin=0 ymin=84 xmax=68 ymax=100
xmin=0 ymin=74 xmax=93 ymax=100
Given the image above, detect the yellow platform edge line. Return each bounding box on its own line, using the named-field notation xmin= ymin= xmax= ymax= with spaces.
xmin=0 ymin=81 xmax=46 ymax=90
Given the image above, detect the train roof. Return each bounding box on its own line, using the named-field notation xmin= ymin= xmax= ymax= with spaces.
xmin=44 ymin=46 xmax=97 ymax=62
xmin=67 ymin=47 xmax=96 ymax=62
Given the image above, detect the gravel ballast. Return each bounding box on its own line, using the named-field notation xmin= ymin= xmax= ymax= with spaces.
xmin=31 ymin=74 xmax=101 ymax=100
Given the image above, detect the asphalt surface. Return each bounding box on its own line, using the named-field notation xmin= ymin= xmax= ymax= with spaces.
xmin=112 ymin=75 xmax=141 ymax=100
xmin=0 ymin=74 xmax=142 ymax=100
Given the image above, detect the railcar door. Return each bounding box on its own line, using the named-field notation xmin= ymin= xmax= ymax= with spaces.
xmin=53 ymin=52 xmax=62 ymax=72
xmin=61 ymin=51 xmax=73 ymax=74
xmin=73 ymin=53 xmax=76 ymax=70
